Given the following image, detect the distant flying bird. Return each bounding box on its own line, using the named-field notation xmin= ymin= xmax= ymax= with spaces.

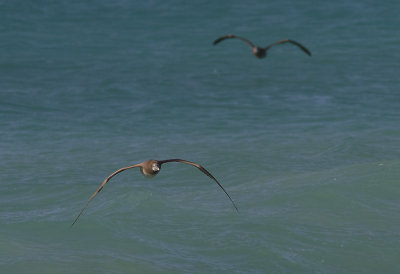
xmin=72 ymin=159 xmax=238 ymax=226
xmin=213 ymin=34 xmax=312 ymax=59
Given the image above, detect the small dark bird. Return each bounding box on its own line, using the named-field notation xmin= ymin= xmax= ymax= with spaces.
xmin=72 ymin=159 xmax=238 ymax=226
xmin=213 ymin=34 xmax=312 ymax=59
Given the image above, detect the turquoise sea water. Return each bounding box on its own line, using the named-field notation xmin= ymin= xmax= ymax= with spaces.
xmin=1 ymin=1 xmax=399 ymax=273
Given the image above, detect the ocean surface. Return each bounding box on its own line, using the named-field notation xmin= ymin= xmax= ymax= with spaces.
xmin=1 ymin=0 xmax=399 ymax=273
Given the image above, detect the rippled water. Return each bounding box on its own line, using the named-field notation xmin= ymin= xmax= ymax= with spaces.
xmin=1 ymin=0 xmax=399 ymax=273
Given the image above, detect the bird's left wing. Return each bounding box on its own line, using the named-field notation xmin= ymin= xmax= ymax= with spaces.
xmin=264 ymin=39 xmax=312 ymax=56
xmin=159 ymin=159 xmax=239 ymax=212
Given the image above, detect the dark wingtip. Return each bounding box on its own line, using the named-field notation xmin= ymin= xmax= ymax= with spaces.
xmin=71 ymin=214 xmax=81 ymax=227
xmin=213 ymin=34 xmax=234 ymax=46
xmin=233 ymin=203 xmax=240 ymax=213
xmin=213 ymin=38 xmax=221 ymax=45
xmin=297 ymin=45 xmax=312 ymax=57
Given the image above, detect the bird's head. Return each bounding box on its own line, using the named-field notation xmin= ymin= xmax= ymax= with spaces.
xmin=151 ymin=162 xmax=161 ymax=173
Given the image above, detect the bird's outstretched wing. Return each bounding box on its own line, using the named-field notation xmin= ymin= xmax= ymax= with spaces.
xmin=213 ymin=34 xmax=256 ymax=49
xmin=159 ymin=159 xmax=239 ymax=212
xmin=71 ymin=163 xmax=142 ymax=226
xmin=264 ymin=39 xmax=312 ymax=56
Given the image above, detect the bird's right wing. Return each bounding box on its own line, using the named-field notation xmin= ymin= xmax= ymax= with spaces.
xmin=213 ymin=34 xmax=256 ymax=49
xmin=159 ymin=159 xmax=239 ymax=212
xmin=71 ymin=163 xmax=142 ymax=226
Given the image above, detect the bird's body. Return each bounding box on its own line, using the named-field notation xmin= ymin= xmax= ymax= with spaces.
xmin=213 ymin=34 xmax=312 ymax=59
xmin=72 ymin=159 xmax=238 ymax=226
xmin=139 ymin=159 xmax=160 ymax=177
xmin=252 ymin=47 xmax=267 ymax=58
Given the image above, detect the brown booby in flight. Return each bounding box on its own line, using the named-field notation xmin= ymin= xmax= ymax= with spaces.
xmin=72 ymin=159 xmax=238 ymax=226
xmin=213 ymin=34 xmax=311 ymax=59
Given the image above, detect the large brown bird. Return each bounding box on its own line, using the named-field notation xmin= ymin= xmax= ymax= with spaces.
xmin=213 ymin=34 xmax=312 ymax=59
xmin=72 ymin=159 xmax=238 ymax=226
